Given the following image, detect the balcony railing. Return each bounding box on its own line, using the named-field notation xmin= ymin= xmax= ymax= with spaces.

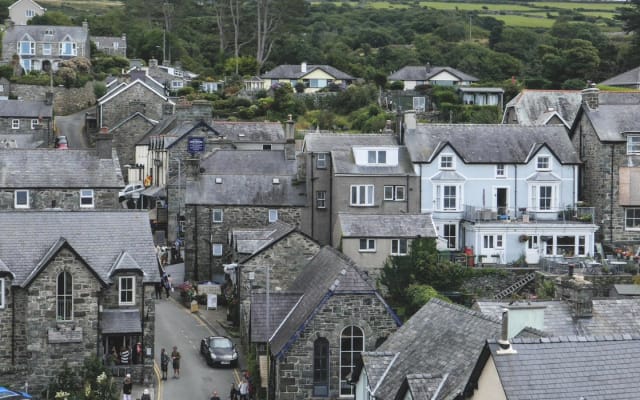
xmin=463 ymin=205 xmax=596 ymax=223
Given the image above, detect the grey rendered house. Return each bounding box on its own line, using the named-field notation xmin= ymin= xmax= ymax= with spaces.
xmin=403 ymin=112 xmax=598 ymax=265
xmin=91 ymin=34 xmax=127 ymax=58
xmin=2 ymin=22 xmax=90 ymax=72
xmin=267 ymin=246 xmax=401 ymax=399
xmin=334 ymin=213 xmax=436 ymax=278
xmin=301 ymin=133 xmax=420 ymax=246
xmin=7 ymin=0 xmax=45 ymax=25
xmin=569 ymin=87 xmax=640 ymax=247
xmin=353 ymin=299 xmax=501 ymax=400
xmin=261 ymin=62 xmax=355 ymax=93
xmin=183 ymin=149 xmax=307 ymax=282
xmin=0 ymin=211 xmax=161 ymax=393
xmin=0 ymin=136 xmax=124 ymax=210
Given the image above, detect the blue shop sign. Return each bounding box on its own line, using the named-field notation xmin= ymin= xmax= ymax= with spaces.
xmin=188 ymin=137 xmax=205 ymax=153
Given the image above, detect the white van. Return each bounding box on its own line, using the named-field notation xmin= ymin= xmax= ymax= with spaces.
xmin=119 ymin=182 xmax=144 ymax=200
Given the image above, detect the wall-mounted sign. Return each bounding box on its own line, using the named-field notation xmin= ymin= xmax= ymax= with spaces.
xmin=188 ymin=137 xmax=205 ymax=154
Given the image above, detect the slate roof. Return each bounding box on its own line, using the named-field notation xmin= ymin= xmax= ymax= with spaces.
xmin=98 ymin=78 xmax=170 ymax=106
xmin=0 ymin=99 xmax=52 ymax=118
xmin=0 ymin=211 xmax=161 ymax=287
xmin=270 ymin=246 xmax=393 ymax=357
xmin=3 ymin=25 xmax=88 ymax=43
xmin=601 ymin=66 xmax=640 ymax=87
xmin=250 ymin=292 xmax=301 ymax=343
xmin=388 ymin=65 xmax=478 ymax=83
xmin=578 ymin=91 xmax=640 ymax=142
xmin=101 ymin=309 xmax=143 ymax=334
xmin=476 ymin=299 xmax=640 ymax=336
xmin=200 ymin=150 xmax=296 ymax=175
xmin=91 ymin=35 xmax=126 ymax=50
xmin=0 ymin=149 xmax=124 ymax=188
xmin=0 ymin=133 xmax=43 ymax=149
xmin=399 ymin=373 xmax=448 ymax=400
xmin=458 ymin=87 xmax=503 ymax=94
xmin=405 ymin=124 xmax=581 ymax=164
xmin=361 ymin=352 xmax=398 ymax=394
xmin=362 ymin=298 xmax=501 ymax=400
xmin=207 ymin=121 xmax=285 ymax=143
xmin=336 ymin=213 xmax=436 ymax=238
xmin=302 ymin=133 xmax=398 ymax=152
xmin=470 ymin=335 xmax=640 ymax=400
xmin=331 ymin=146 xmax=415 ymax=175
xmin=232 ymin=221 xmax=295 ymax=255
xmin=501 ymin=89 xmax=582 ymax=127
xmin=261 ymin=64 xmax=354 ymax=80
xmin=110 ymin=112 xmax=158 ymax=133
xmin=613 ymin=284 xmax=640 ymax=296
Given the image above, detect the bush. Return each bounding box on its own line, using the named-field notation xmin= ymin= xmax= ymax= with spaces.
xmin=94 ymin=82 xmax=107 ymax=99
xmin=389 ymin=80 xmax=404 ymax=90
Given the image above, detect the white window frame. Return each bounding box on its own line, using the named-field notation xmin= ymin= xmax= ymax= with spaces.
xmin=212 ymin=209 xmax=223 ymax=223
xmin=439 ymin=154 xmax=454 ymax=170
xmin=79 ymin=189 xmax=94 ymax=208
xmin=118 ymin=276 xmax=135 ymax=306
xmin=625 ymin=208 xmax=640 ymax=231
xmin=529 ymin=183 xmax=558 ymax=212
xmin=442 ymin=223 xmax=457 ymax=249
xmin=26 ymin=9 xmax=35 ymax=17
xmin=384 ymin=185 xmax=405 ymax=201
xmin=212 ymin=244 xmax=223 ymax=256
xmin=268 ymin=209 xmax=278 ymax=223
xmin=496 ymin=164 xmax=506 ymax=178
xmin=434 ymin=184 xmax=462 ymax=211
xmin=391 ymin=239 xmax=408 ymax=255
xmin=18 ymin=41 xmax=35 ymax=55
xmin=42 ymin=43 xmax=52 ymax=55
xmin=316 ymin=191 xmax=326 ymax=209
xmin=316 ymin=153 xmax=327 ymax=169
xmin=350 ymin=185 xmax=374 ymax=206
xmin=56 ymin=272 xmax=73 ymax=321
xmin=0 ymin=278 xmax=4 ymax=309
xmin=359 ymin=238 xmax=376 ymax=252
xmin=31 ymin=119 xmax=39 ymax=129
xmin=339 ymin=326 xmax=364 ymax=396
xmin=483 ymin=234 xmax=504 ymax=250
xmin=14 ymin=190 xmax=29 ymax=208
xmin=536 ymin=155 xmax=551 ymax=170
xmin=367 ymin=150 xmax=387 ymax=165
xmin=627 ymin=135 xmax=640 ymax=155
xmin=11 ymin=119 xmax=19 ymax=129
xmin=59 ymin=42 xmax=77 ymax=56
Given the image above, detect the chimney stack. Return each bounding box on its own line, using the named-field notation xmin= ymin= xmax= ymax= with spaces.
xmin=96 ymin=127 xmax=113 ymax=159
xmin=285 ymin=114 xmax=296 ymax=160
xmin=556 ymin=274 xmax=594 ymax=318
xmin=496 ymin=309 xmax=517 ymax=355
xmin=301 ymin=62 xmax=307 ymax=73
xmin=581 ymin=83 xmax=599 ymax=110
xmin=149 ymin=58 xmax=158 ymax=68
xmin=426 ymin=62 xmax=431 ymax=73
xmin=82 ymin=20 xmax=89 ymax=31
xmin=45 ymin=91 xmax=53 ymax=105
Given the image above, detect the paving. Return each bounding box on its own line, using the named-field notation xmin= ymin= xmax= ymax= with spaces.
xmin=131 ymin=261 xmax=245 ymax=400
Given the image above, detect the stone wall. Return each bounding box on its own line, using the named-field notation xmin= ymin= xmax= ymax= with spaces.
xmin=109 ymin=115 xmax=156 ymax=177
xmin=184 ymin=205 xmax=304 ymax=282
xmin=460 ymin=268 xmax=537 ymax=299
xmin=275 ymin=293 xmax=398 ymax=400
xmin=0 ymin=188 xmax=120 ymax=210
xmin=100 ymin=84 xmax=168 ymax=129
xmin=571 ymin=114 xmax=640 ymax=244
xmin=12 ymin=82 xmax=96 ymax=116
xmin=536 ymin=271 xmax=634 ymax=299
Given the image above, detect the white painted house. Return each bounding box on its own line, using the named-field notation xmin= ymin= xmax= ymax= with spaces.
xmin=402 ymin=112 xmax=598 ymax=265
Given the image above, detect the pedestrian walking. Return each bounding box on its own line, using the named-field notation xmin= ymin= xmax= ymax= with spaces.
xmin=238 ymin=379 xmax=249 ymax=400
xmin=122 ymin=374 xmax=132 ymax=400
xmin=209 ymin=391 xmax=221 ymax=400
xmin=141 ymin=389 xmax=151 ymax=400
xmin=155 ymin=281 xmax=163 ymax=299
xmin=160 ymin=348 xmax=169 ymax=380
xmin=171 ymin=346 xmax=181 ymax=378
xmin=164 ymin=275 xmax=172 ymax=299
xmin=229 ymin=383 xmax=238 ymax=400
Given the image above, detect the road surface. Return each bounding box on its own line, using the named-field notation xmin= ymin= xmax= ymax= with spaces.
xmin=54 ymin=108 xmax=90 ymax=149
xmin=154 ymin=273 xmax=236 ymax=400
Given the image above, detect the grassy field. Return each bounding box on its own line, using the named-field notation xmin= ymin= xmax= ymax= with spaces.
xmin=421 ymin=2 xmax=539 ymax=11
xmin=38 ymin=0 xmax=123 ymax=14
xmin=534 ymin=1 xmax=625 ymax=11
xmin=483 ymin=13 xmax=557 ymax=28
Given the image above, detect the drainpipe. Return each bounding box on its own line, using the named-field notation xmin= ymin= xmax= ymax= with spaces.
xmin=610 ymin=145 xmax=614 ymax=243
xmin=329 ymin=159 xmax=333 ymax=246
xmin=406 ymin=174 xmax=409 ymax=213
xmin=514 ymin=165 xmax=518 ymax=218
xmin=194 ymin=207 xmax=198 ymax=282
xmin=11 ymin=285 xmax=15 ymax=364
xmin=311 ymin=154 xmax=315 ymax=239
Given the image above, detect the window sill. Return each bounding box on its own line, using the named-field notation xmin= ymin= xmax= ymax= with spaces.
xmin=359 ymin=250 xmax=376 ymax=253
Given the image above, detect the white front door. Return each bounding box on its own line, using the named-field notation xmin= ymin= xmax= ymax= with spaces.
xmin=481 ymin=234 xmax=504 ymax=264
xmin=525 ymin=235 xmax=541 ymax=264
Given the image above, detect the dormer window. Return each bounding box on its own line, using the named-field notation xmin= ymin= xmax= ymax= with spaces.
xmin=440 ymin=154 xmax=454 ymax=170
xmin=536 ymin=156 xmax=550 ymax=170
xmin=627 ymin=135 xmax=640 ymax=154
xmin=368 ymin=150 xmax=386 ymax=164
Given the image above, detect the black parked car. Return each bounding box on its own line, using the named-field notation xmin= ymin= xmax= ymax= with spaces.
xmin=200 ymin=336 xmax=238 ymax=367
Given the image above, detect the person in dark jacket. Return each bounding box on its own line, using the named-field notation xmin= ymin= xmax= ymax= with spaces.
xmin=122 ymin=374 xmax=132 ymax=400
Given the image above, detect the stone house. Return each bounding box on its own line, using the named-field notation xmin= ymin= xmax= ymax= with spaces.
xmin=0 ymin=135 xmax=124 ymax=210
xmin=0 ymin=98 xmax=52 ymax=143
xmin=502 ymin=89 xmax=582 ymax=130
xmin=601 ymin=65 xmax=640 ymax=89
xmin=353 ymin=299 xmax=501 ymax=400
xmin=569 ymin=87 xmax=640 ymax=247
xmin=333 ymin=213 xmax=436 ymax=279
xmin=109 ymin=112 xmax=159 ymax=179
xmin=7 ymin=0 xmax=45 ymax=25
xmin=261 ymin=246 xmax=401 ymax=400
xmin=2 ymin=22 xmax=90 ymax=72
xmin=301 ymin=133 xmax=420 ymax=246
xmin=183 ymin=149 xmax=307 ymax=282
xmin=0 ymin=211 xmax=161 ymax=393
xmin=91 ymin=34 xmax=127 ymax=58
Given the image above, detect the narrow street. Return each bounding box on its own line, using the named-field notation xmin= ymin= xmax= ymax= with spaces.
xmin=54 ymin=108 xmax=91 ymax=149
xmin=154 ymin=291 xmax=237 ymax=400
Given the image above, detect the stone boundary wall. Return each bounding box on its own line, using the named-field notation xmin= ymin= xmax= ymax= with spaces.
xmin=11 ymin=81 xmax=97 ymax=115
